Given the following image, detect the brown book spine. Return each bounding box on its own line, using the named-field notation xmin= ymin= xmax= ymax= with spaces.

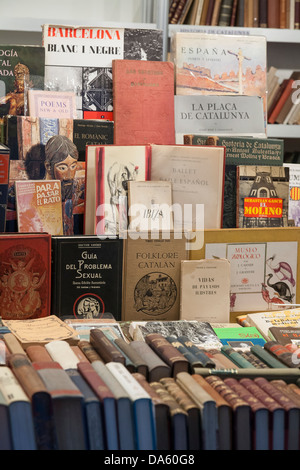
xmin=90 ymin=329 xmax=125 ymax=365
xmin=254 ymin=377 xmax=298 ymax=411
xmin=206 ymin=349 xmax=239 ymax=369
xmin=205 ymin=0 xmax=216 ymax=24
xmin=2 ymin=332 xmax=27 ymax=356
xmin=150 ymin=381 xmax=187 ymax=417
xmin=271 ymin=379 xmax=300 ymax=406
xmin=218 ymin=0 xmax=234 ymax=25
xmin=130 ymin=340 xmax=171 ymax=382
xmin=133 ymin=372 xmax=165 ymax=405
xmin=259 ymin=0 xmax=268 ymax=27
xmin=280 ymin=0 xmax=287 ymax=27
xmin=71 ymin=345 xmax=90 ymax=363
xmin=8 ymin=353 xmax=49 ymax=397
xmin=205 ymin=375 xmax=249 ymax=410
xmin=114 ymin=337 xmax=148 ymax=377
xmin=192 ymin=374 xmax=231 ymax=407
xmin=145 ymin=333 xmax=189 ymax=377
xmin=26 ymin=345 xmax=53 ymax=363
xmin=264 ymin=341 xmax=297 ymax=368
xmin=169 ymin=0 xmax=181 ymax=22
xmin=268 ymin=0 xmax=280 ymax=27
xmin=253 ymin=0 xmax=259 ymax=26
xmin=160 ymin=376 xmax=198 ymax=412
xmin=77 ymin=340 xmax=103 ymax=363
xmin=230 ymin=0 xmax=239 ymax=25
xmin=171 ymin=0 xmax=188 ymax=23
xmin=240 ymin=378 xmax=283 ymax=412
xmin=200 ymin=0 xmax=210 ymax=23
xmin=295 ymin=0 xmax=300 ymax=28
xmin=224 ymin=377 xmax=268 ymax=413
xmin=268 ymin=79 xmax=294 ymax=124
xmin=77 ymin=361 xmax=115 ymax=401
xmin=247 ymin=0 xmax=254 ymax=27
xmin=211 ymin=0 xmax=222 ymax=25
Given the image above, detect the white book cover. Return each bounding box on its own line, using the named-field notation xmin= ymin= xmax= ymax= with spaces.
xmin=0 ymin=367 xmax=30 ymax=405
xmin=246 ymin=307 xmax=300 ymax=340
xmin=106 ymin=362 xmax=151 ymax=401
xmin=45 ymin=340 xmax=79 ymax=370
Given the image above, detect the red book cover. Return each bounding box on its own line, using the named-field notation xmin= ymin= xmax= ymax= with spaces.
xmin=0 ymin=233 xmax=51 ymax=319
xmin=112 ymin=60 xmax=175 ymax=146
xmin=268 ymin=79 xmax=294 ymax=124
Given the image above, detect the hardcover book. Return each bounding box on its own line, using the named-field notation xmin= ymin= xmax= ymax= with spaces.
xmin=144 ymin=333 xmax=190 ymax=377
xmin=150 ymin=144 xmax=226 ymax=230
xmin=28 ymin=90 xmax=77 ymax=119
xmin=284 ymin=163 xmax=300 ymax=227
xmin=0 ymin=233 xmax=51 ymax=319
xmin=213 ymin=326 xmax=266 ymax=349
xmin=236 ymin=165 xmax=290 ymax=228
xmin=180 ymin=258 xmax=231 ymax=323
xmin=112 ymin=59 xmax=175 ymax=145
xmin=15 ymin=180 xmax=64 ymax=235
xmin=268 ymin=326 xmax=300 ymax=346
xmin=171 ymin=32 xmax=267 ymax=125
xmin=0 ymin=44 xmax=45 ymax=117
xmin=89 ymin=328 xmax=126 ymax=365
xmin=190 ymin=227 xmax=300 ymax=320
xmin=42 ymin=25 xmax=163 ymax=120
xmin=122 ymin=230 xmax=187 ymax=322
xmin=51 ymin=235 xmax=123 ymax=320
xmin=0 ymin=147 xmax=10 ymax=232
xmin=129 ymin=341 xmax=171 ymax=382
xmin=84 ymin=144 xmax=151 ymax=235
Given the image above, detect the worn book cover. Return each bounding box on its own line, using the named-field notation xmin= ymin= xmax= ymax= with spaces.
xmin=246 ymin=307 xmax=300 ymax=340
xmin=180 ymin=258 xmax=231 ymax=323
xmin=150 ymin=144 xmax=225 ymax=230
xmin=128 ymin=180 xmax=173 ymax=231
xmin=113 ymin=59 xmax=175 ymax=145
xmin=268 ymin=326 xmax=300 ymax=346
xmin=236 ymin=165 xmax=290 ymax=228
xmin=0 ymin=147 xmax=10 ymax=232
xmin=0 ymin=44 xmax=45 ymax=117
xmin=122 ymin=231 xmax=188 ymax=322
xmin=15 ymin=180 xmax=63 ymax=235
xmin=0 ymin=233 xmax=51 ymax=319
xmin=51 ymin=235 xmax=123 ymax=321
xmin=42 ymin=25 xmax=163 ymax=120
xmin=190 ymin=227 xmax=300 ymax=320
xmin=171 ymin=32 xmax=267 ymax=125
xmin=28 ymin=89 xmax=77 ymax=118
xmin=85 ymin=145 xmax=151 ymax=235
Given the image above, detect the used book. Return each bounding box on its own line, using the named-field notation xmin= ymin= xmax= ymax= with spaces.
xmin=284 ymin=163 xmax=300 ymax=227
xmin=0 ymin=145 xmax=10 ymax=232
xmin=246 ymin=307 xmax=300 ymax=340
xmin=42 ymin=24 xmax=163 ymax=120
xmin=28 ymin=90 xmax=77 ymax=119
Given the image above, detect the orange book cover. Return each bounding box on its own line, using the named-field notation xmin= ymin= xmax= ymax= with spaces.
xmin=15 ymin=180 xmax=63 ymax=235
xmin=112 ymin=60 xmax=175 ymax=146
xmin=268 ymin=78 xmax=294 ymax=124
xmin=0 ymin=233 xmax=51 ymax=319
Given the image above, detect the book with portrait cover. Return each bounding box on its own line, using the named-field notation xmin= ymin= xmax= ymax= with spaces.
xmin=51 ymin=235 xmax=123 ymax=321
xmin=0 ymin=233 xmax=51 ymax=320
xmin=0 ymin=44 xmax=45 ymax=118
xmin=15 ymin=180 xmax=64 ymax=235
xmin=112 ymin=59 xmax=175 ymax=145
xmin=42 ymin=25 xmax=163 ymax=120
xmin=236 ymin=165 xmax=290 ymax=228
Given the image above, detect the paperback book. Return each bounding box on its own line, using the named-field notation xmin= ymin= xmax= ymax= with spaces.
xmin=27 ymin=90 xmax=77 ymax=119
xmin=0 ymin=146 xmax=10 ymax=232
xmin=284 ymin=163 xmax=300 ymax=227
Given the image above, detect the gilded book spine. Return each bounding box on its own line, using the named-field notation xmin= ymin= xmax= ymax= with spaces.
xmin=90 ymin=329 xmax=125 ymax=364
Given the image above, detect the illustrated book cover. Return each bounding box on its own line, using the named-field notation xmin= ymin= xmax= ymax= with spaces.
xmin=284 ymin=163 xmax=300 ymax=227
xmin=84 ymin=145 xmax=151 ymax=236
xmin=189 ymin=227 xmax=300 ymax=321
xmin=112 ymin=59 xmax=175 ymax=145
xmin=0 ymin=44 xmax=45 ymax=117
xmin=150 ymin=144 xmax=225 ymax=230
xmin=28 ymin=89 xmax=77 ymax=119
xmin=42 ymin=25 xmax=163 ymax=120
xmin=0 ymin=233 xmax=51 ymax=319
xmin=236 ymin=165 xmax=290 ymax=228
xmin=122 ymin=231 xmax=188 ymax=322
xmin=0 ymin=146 xmax=10 ymax=232
xmin=246 ymin=307 xmax=300 ymax=340
xmin=15 ymin=180 xmax=63 ymax=235
xmin=51 ymin=235 xmax=123 ymax=321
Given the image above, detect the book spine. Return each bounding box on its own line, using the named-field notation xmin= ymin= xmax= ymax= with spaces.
xmin=230 ymin=0 xmax=239 ymax=25
xmin=205 ymin=375 xmax=249 ymax=408
xmin=205 ymin=0 xmax=216 ymax=25
xmin=211 ymin=0 xmax=222 ymax=25
xmin=268 ymin=0 xmax=280 ymax=27
xmin=145 ymin=333 xmax=189 ymax=376
xmin=78 ymin=340 xmax=103 ymax=363
xmin=295 ymin=0 xmax=300 ymax=28
xmin=178 ymin=335 xmax=216 ymax=368
xmin=253 ymin=0 xmax=259 ymax=26
xmin=280 ymin=0 xmax=287 ymax=28
xmin=160 ymin=376 xmax=199 ymax=413
xmin=218 ymin=0 xmax=234 ymax=25
xmin=259 ymin=0 xmax=268 ymax=27
xmin=166 ymin=335 xmax=203 ymax=371
xmin=268 ymin=79 xmax=294 ymax=124
xmin=221 ymin=346 xmax=257 ymax=368
xmin=194 ymin=367 xmax=300 ymax=381
xmin=90 ymin=329 xmax=126 ymax=365
xmin=237 ymin=350 xmax=269 ymax=368
xmin=200 ymin=0 xmax=210 ymax=24
xmin=171 ymin=0 xmax=188 ymax=23
xmin=264 ymin=341 xmax=298 ymax=368
xmin=236 ymin=0 xmax=245 ymax=25
xmin=247 ymin=0 xmax=254 ymax=27
xmin=251 ymin=344 xmax=289 ymax=368
xmin=169 ymin=0 xmax=180 ymax=22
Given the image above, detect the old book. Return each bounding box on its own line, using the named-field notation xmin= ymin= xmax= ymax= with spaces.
xmin=42 ymin=25 xmax=163 ymax=120
xmin=25 ymin=344 xmax=53 ymax=363
xmin=185 ymin=0 xmax=201 ymax=24
xmin=2 ymin=332 xmax=26 ymax=356
xmin=268 ymin=326 xmax=300 ymax=346
xmin=145 ymin=333 xmax=189 ymax=377
xmin=0 ymin=147 xmax=10 ymax=232
xmin=8 ymin=353 xmax=56 ymax=450
xmin=0 ymin=45 xmax=45 ymax=118
xmin=15 ymin=180 xmax=63 ymax=235
xmin=211 ymin=0 xmax=222 ymax=24
xmin=150 ymin=144 xmax=225 ymax=230
xmin=71 ymin=345 xmax=92 ymax=363
xmin=51 ymin=235 xmax=123 ymax=320
xmin=284 ymin=163 xmax=300 ymax=227
xmin=107 ymin=362 xmax=156 ymax=450
xmin=34 ymin=361 xmax=87 ymax=450
xmin=251 ymin=344 xmax=290 ymax=368
xmin=28 ymin=89 xmax=77 ymax=119
xmin=221 ymin=345 xmax=257 ymax=368
xmin=127 ymin=180 xmax=173 ymax=231
xmin=180 ymin=258 xmax=231 ymax=323
xmin=0 ymin=385 xmax=12 ymax=449
xmin=122 ymin=231 xmax=187 ymax=322
xmin=205 ymin=348 xmax=239 ymax=369
xmin=90 ymin=328 xmax=126 ymax=365
xmin=113 ymin=60 xmax=175 ymax=145
xmin=177 ymin=336 xmax=216 ymax=368
xmin=171 ymin=0 xmax=189 ymax=23
xmin=218 ymin=0 xmax=234 ymax=24
xmin=192 ymin=374 xmax=232 ymax=450
xmin=0 ymin=233 xmax=51 ymax=319
xmin=264 ymin=341 xmax=297 ymax=368
xmin=132 ymin=372 xmax=170 ymax=450
xmin=236 ymin=165 xmax=290 ymax=229
xmin=275 ymin=72 xmax=300 ymax=124
xmin=45 ymin=340 xmax=80 ymax=370
xmin=176 ymin=371 xmax=218 ymax=450
xmin=114 ymin=337 xmax=148 ymax=377
xmin=194 ymin=368 xmax=300 ymax=382
xmin=190 ymin=227 xmax=300 ymax=321
xmin=101 ymin=328 xmax=135 ymax=373
xmin=268 ymin=0 xmax=280 ymax=27
xmin=160 ymin=376 xmax=201 ymax=450
xmin=166 ymin=335 xmax=205 ymax=372
xmin=130 ymin=340 xmax=171 ymax=381
xmin=246 ymin=308 xmax=300 ymax=340
xmin=78 ymin=340 xmax=103 ymax=363
xmin=0 ymin=366 xmax=37 ymax=450
xmin=204 ymin=0 xmax=215 ymax=24
xmin=84 ymin=144 xmax=151 ymax=235
xmin=295 ymin=0 xmax=300 ymax=28
xmin=259 ymin=0 xmax=268 ymax=26
xmin=214 ymin=326 xmax=266 ymax=349
xmin=268 ymin=77 xmax=296 ymax=124
xmin=91 ymin=360 xmax=136 ymax=450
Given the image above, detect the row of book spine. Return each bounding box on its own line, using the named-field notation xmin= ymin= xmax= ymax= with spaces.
xmin=267 ymin=68 xmax=300 ymax=125
xmin=169 ymin=0 xmax=300 ymax=29
xmin=1 ymin=327 xmax=300 ymax=450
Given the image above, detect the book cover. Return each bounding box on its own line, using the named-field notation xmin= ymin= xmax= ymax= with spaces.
xmin=150 ymin=144 xmax=225 ymax=230
xmin=28 ymin=90 xmax=77 ymax=119
xmin=127 ymin=180 xmax=173 ymax=232
xmin=144 ymin=333 xmax=190 ymax=377
xmin=171 ymin=32 xmax=267 ymax=123
xmin=15 ymin=179 xmax=64 ymax=235
xmin=90 ymin=328 xmax=126 ymax=364
xmin=190 ymin=227 xmax=300 ymax=320
xmin=129 ymin=341 xmax=171 ymax=382
xmin=122 ymin=231 xmax=187 ymax=322
xmin=84 ymin=145 xmax=151 ymax=236
xmin=0 ymin=45 xmax=45 ymax=117
xmin=0 ymin=233 xmax=51 ymax=319
xmin=284 ymin=163 xmax=300 ymax=227
xmin=268 ymin=326 xmax=300 ymax=346
xmin=180 ymin=258 xmax=231 ymax=323
xmin=247 ymin=308 xmax=300 ymax=340
xmin=0 ymin=148 xmax=10 ymax=232
xmin=51 ymin=235 xmax=123 ymax=320
xmin=113 ymin=59 xmax=175 ymax=145
xmin=42 ymin=25 xmax=163 ymax=120
xmin=236 ymin=165 xmax=290 ymax=228
xmin=213 ymin=326 xmax=266 ymax=349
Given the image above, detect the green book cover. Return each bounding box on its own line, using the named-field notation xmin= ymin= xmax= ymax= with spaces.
xmin=214 ymin=326 xmax=266 ymax=348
